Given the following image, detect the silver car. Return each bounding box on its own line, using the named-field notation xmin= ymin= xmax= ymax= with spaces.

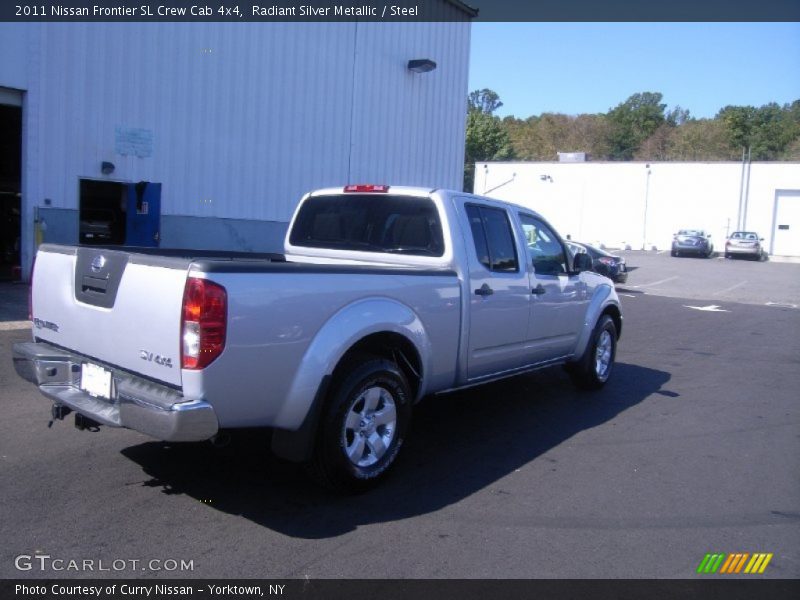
xmin=725 ymin=231 xmax=767 ymax=260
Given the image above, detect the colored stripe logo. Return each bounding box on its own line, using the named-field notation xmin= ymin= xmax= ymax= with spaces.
xmin=697 ymin=553 xmax=773 ymax=574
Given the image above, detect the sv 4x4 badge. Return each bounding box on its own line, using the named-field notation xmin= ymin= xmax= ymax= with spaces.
xmin=140 ymin=350 xmax=173 ymax=368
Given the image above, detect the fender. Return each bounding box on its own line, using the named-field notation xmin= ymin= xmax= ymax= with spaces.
xmin=272 ymin=297 xmax=432 ymax=433
xmin=571 ymin=283 xmax=622 ymax=361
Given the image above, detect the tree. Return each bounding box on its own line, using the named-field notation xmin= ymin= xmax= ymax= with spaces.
xmin=666 ymin=119 xmax=734 ymax=161
xmin=464 ymin=90 xmax=514 ymax=191
xmin=718 ymin=102 xmax=800 ymax=160
xmin=468 ymin=89 xmax=503 ymax=115
xmin=606 ymin=92 xmax=668 ymax=160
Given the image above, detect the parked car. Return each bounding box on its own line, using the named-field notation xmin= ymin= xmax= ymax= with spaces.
xmin=725 ymin=231 xmax=767 ymax=260
xmin=565 ymin=241 xmax=628 ymax=284
xmin=14 ymin=185 xmax=623 ymax=492
xmin=671 ymin=229 xmax=714 ymax=258
xmin=79 ymin=209 xmax=116 ymax=245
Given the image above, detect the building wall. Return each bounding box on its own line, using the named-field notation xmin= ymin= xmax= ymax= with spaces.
xmin=3 ymin=17 xmax=470 ymax=276
xmin=478 ymin=161 xmax=800 ymax=256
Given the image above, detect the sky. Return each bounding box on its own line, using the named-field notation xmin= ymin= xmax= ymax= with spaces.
xmin=468 ymin=23 xmax=800 ymax=120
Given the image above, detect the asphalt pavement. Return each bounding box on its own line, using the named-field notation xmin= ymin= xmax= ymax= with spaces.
xmin=0 ymin=256 xmax=798 ymax=579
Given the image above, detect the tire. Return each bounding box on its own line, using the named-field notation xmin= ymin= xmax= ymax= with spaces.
xmin=671 ymin=250 xmax=678 ymax=257
xmin=307 ymin=355 xmax=412 ymax=493
xmin=724 ymin=252 xmax=730 ymax=259
xmin=567 ymin=315 xmax=617 ymax=391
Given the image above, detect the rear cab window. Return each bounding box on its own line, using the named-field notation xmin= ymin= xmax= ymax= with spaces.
xmin=289 ymin=194 xmax=445 ymax=257
xmin=465 ymin=204 xmax=519 ymax=272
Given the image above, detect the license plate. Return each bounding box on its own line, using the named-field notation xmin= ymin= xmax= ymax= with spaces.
xmin=80 ymin=363 xmax=112 ymax=399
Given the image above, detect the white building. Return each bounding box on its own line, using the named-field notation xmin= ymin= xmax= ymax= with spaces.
xmin=0 ymin=4 xmax=474 ymax=280
xmin=477 ymin=161 xmax=800 ymax=257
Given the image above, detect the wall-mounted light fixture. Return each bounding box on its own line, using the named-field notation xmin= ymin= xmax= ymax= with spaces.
xmin=540 ymin=174 xmax=553 ymax=182
xmin=407 ymin=59 xmax=437 ymax=73
xmin=101 ymin=161 xmax=115 ymax=175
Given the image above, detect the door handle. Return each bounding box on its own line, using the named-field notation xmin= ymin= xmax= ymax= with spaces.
xmin=474 ymin=283 xmax=494 ymax=297
xmin=532 ymin=284 xmax=546 ymax=295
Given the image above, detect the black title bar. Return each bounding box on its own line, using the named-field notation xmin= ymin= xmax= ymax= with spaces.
xmin=3 ymin=0 xmax=800 ymax=22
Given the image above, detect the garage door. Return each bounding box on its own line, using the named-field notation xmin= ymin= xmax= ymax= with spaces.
xmin=772 ymin=192 xmax=800 ymax=257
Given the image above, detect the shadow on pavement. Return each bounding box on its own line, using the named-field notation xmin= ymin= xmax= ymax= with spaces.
xmin=121 ymin=362 xmax=671 ymax=539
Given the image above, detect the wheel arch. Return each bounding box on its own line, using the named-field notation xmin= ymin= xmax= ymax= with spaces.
xmin=270 ymin=298 xmax=428 ymax=462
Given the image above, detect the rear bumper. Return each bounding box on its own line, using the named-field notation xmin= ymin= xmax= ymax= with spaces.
xmin=673 ymin=244 xmax=710 ymax=255
xmin=726 ymin=246 xmax=762 ymax=256
xmin=12 ymin=341 xmax=218 ymax=442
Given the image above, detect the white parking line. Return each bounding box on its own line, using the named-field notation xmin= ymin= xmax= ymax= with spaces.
xmin=619 ymin=293 xmax=637 ymax=298
xmin=712 ymin=280 xmax=747 ymax=296
xmin=631 ymin=276 xmax=678 ymax=289
xmin=766 ymin=302 xmax=798 ymax=309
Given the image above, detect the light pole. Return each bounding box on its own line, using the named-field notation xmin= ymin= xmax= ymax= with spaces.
xmin=642 ymin=164 xmax=651 ymax=250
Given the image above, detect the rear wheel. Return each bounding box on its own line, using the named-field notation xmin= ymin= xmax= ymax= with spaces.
xmin=307 ymin=356 xmax=412 ymax=493
xmin=671 ymin=249 xmax=678 ymax=257
xmin=568 ymin=315 xmax=617 ymax=390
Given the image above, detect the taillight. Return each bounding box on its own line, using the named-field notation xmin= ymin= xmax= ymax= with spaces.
xmin=343 ymin=184 xmax=389 ymax=193
xmin=598 ymin=257 xmax=615 ymax=266
xmin=181 ymin=277 xmax=227 ymax=370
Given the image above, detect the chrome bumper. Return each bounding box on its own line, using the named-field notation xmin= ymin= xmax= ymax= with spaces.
xmin=12 ymin=341 xmax=218 ymax=442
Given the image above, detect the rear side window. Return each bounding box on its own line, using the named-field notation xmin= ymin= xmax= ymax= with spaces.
xmin=289 ymin=194 xmax=445 ymax=257
xmin=465 ymin=204 xmax=518 ymax=272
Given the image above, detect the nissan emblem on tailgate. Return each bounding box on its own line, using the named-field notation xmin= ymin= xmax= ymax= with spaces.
xmin=91 ymin=255 xmax=106 ymax=273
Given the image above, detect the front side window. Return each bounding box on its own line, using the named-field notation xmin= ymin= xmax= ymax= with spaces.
xmin=465 ymin=204 xmax=518 ymax=272
xmin=289 ymin=194 xmax=444 ymax=257
xmin=519 ymin=214 xmax=568 ymax=276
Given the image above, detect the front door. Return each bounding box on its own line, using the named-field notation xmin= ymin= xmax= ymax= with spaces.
xmin=518 ymin=212 xmax=587 ymax=358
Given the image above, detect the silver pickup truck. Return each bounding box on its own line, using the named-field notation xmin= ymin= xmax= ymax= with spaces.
xmin=14 ymin=185 xmax=622 ymax=491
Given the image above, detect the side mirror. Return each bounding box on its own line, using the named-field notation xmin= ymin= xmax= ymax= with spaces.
xmin=760 ymin=237 xmax=764 ymax=241
xmin=707 ymin=234 xmax=712 ymax=238
xmin=573 ymin=253 xmax=593 ymax=273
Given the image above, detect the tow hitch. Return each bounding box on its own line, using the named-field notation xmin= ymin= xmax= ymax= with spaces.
xmin=48 ymin=404 xmax=72 ymax=428
xmin=74 ymin=413 xmax=101 ymax=432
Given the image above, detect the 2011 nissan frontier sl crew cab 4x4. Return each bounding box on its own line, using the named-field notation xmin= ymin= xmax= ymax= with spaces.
xmin=14 ymin=185 xmax=622 ymax=492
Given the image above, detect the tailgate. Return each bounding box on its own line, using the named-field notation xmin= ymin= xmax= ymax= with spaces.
xmin=31 ymin=245 xmax=188 ymax=387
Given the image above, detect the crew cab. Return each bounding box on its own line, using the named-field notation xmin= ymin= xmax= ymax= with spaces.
xmin=14 ymin=186 xmax=622 ymax=491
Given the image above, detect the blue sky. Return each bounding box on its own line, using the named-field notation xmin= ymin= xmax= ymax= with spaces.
xmin=468 ymin=23 xmax=800 ymax=120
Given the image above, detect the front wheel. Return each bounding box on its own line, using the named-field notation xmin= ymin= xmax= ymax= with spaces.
xmin=567 ymin=315 xmax=617 ymax=390
xmin=307 ymin=356 xmax=412 ymax=493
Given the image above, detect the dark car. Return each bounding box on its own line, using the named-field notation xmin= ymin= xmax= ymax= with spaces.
xmin=671 ymin=229 xmax=714 ymax=258
xmin=566 ymin=241 xmax=628 ymax=284
xmin=79 ymin=209 xmax=116 ymax=245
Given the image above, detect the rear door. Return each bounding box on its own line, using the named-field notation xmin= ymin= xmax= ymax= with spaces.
xmin=459 ymin=201 xmax=531 ymax=380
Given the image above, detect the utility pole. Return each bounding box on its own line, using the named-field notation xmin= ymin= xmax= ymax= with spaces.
xmin=642 ymin=165 xmax=651 ymax=250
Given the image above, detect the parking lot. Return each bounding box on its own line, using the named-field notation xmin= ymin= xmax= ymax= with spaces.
xmin=1 ymin=252 xmax=798 ymax=579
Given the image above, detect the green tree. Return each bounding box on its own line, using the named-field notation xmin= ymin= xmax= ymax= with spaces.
xmin=464 ymin=90 xmax=514 ymax=191
xmin=606 ymin=92 xmax=668 ymax=159
xmin=718 ymin=102 xmax=800 ymax=160
xmin=468 ymin=89 xmax=504 ymax=115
